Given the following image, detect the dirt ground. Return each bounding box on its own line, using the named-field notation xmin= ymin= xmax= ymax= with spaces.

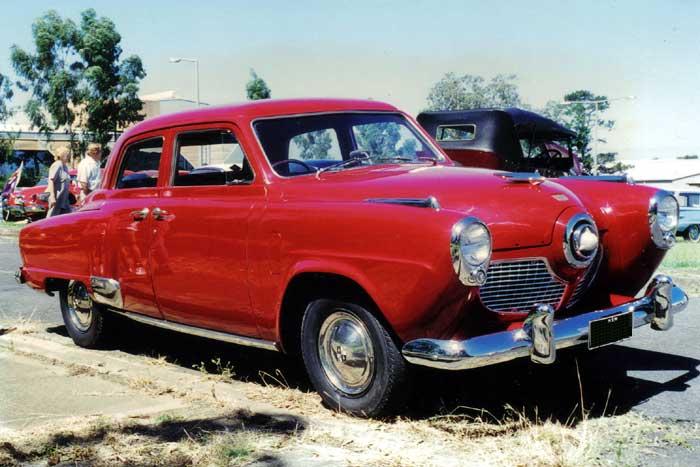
xmin=1 ymin=321 xmax=698 ymax=467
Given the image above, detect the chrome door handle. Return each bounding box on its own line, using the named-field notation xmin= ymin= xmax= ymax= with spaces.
xmin=130 ymin=207 xmax=149 ymax=221
xmin=152 ymin=207 xmax=169 ymax=220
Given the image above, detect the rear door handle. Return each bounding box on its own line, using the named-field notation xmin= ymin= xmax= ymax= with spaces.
xmin=152 ymin=207 xmax=169 ymax=220
xmin=130 ymin=207 xmax=149 ymax=221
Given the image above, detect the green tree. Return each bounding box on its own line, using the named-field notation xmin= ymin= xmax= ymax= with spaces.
xmin=78 ymin=9 xmax=146 ymax=147
xmin=11 ymin=11 xmax=84 ymax=154
xmin=246 ymin=69 xmax=271 ymax=100
xmin=426 ymin=73 xmax=521 ymax=111
xmin=291 ymin=130 xmax=333 ymax=159
xmin=541 ymin=90 xmax=616 ymax=173
xmin=0 ymin=72 xmax=18 ymax=178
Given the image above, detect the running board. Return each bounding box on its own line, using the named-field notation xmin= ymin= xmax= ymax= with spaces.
xmin=111 ymin=310 xmax=279 ymax=352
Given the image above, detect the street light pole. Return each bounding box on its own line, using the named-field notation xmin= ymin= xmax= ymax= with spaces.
xmin=559 ymin=96 xmax=635 ymax=174
xmin=169 ymin=57 xmax=200 ymax=108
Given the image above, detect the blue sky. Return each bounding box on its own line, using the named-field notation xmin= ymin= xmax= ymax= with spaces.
xmin=1 ymin=0 xmax=698 ymax=159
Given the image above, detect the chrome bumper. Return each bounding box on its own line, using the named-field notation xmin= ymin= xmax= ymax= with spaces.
xmin=402 ymin=275 xmax=689 ymax=370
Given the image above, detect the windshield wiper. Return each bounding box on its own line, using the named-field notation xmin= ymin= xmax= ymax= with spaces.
xmin=316 ymin=150 xmax=371 ymax=178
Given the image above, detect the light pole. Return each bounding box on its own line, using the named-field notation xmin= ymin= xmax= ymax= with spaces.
xmin=169 ymin=57 xmax=200 ymax=108
xmin=559 ymin=96 xmax=636 ymax=174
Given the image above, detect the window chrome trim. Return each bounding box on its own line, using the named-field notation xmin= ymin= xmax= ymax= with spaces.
xmin=114 ymin=136 xmax=165 ymax=190
xmin=250 ymin=111 xmax=447 ymax=180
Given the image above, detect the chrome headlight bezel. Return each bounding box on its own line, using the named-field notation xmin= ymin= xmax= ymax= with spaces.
xmin=450 ymin=217 xmax=492 ymax=286
xmin=649 ymin=191 xmax=678 ymax=250
xmin=563 ymin=213 xmax=599 ymax=269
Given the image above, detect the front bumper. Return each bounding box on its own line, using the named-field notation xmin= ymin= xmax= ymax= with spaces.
xmin=402 ymin=275 xmax=689 ymax=370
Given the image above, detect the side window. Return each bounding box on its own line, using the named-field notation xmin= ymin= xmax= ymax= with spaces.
xmin=289 ymin=129 xmax=342 ymax=161
xmin=173 ymin=130 xmax=254 ymax=186
xmin=436 ymin=124 xmax=476 ymax=142
xmin=116 ymin=138 xmax=163 ymax=189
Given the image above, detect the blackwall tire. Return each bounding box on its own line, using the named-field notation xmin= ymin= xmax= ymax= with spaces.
xmin=60 ymin=281 xmax=110 ymax=348
xmin=300 ymin=299 xmax=410 ymax=417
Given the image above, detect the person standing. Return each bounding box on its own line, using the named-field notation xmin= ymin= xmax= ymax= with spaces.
xmin=77 ymin=143 xmax=102 ymax=202
xmin=46 ymin=147 xmax=72 ymax=218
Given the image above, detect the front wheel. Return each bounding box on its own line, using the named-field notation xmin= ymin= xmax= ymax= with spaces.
xmin=60 ymin=281 xmax=111 ymax=348
xmin=300 ymin=299 xmax=410 ymax=417
xmin=685 ymin=225 xmax=700 ymax=243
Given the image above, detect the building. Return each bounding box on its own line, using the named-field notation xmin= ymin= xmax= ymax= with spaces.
xmin=624 ymin=158 xmax=700 ymax=188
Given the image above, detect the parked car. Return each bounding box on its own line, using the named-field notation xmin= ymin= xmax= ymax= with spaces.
xmin=674 ymin=187 xmax=700 ymax=242
xmin=417 ymin=108 xmax=584 ymax=177
xmin=16 ymin=99 xmax=688 ymax=416
xmin=1 ymin=170 xmax=80 ymax=222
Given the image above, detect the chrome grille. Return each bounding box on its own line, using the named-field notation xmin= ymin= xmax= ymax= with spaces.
xmin=479 ymin=259 xmax=566 ymax=313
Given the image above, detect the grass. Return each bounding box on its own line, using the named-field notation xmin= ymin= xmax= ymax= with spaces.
xmin=662 ymin=239 xmax=700 ymax=269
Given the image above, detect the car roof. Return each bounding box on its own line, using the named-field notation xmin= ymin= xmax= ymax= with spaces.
xmin=122 ymin=98 xmax=398 ymax=140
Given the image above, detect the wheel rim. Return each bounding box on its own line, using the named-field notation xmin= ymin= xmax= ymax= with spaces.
xmin=689 ymin=225 xmax=700 ymax=242
xmin=66 ymin=282 xmax=93 ymax=332
xmin=318 ymin=310 xmax=375 ymax=395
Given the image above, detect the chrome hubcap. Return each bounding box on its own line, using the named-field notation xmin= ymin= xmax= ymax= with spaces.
xmin=318 ymin=311 xmax=375 ymax=395
xmin=690 ymin=226 xmax=700 ymax=242
xmin=66 ymin=281 xmax=93 ymax=332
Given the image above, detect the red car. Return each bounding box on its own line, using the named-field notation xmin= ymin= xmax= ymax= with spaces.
xmin=1 ymin=170 xmax=80 ymax=222
xmin=16 ymin=99 xmax=689 ymax=416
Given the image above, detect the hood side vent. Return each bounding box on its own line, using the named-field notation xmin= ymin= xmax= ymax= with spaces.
xmin=366 ymin=196 xmax=440 ymax=210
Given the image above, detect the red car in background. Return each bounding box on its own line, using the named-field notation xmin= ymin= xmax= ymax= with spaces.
xmin=1 ymin=169 xmax=80 ymax=222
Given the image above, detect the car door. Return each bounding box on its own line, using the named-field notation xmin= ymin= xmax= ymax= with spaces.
xmin=101 ymin=134 xmax=167 ymax=318
xmin=149 ymin=124 xmax=263 ymax=337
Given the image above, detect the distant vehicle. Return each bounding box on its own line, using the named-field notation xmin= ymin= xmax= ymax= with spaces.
xmin=1 ymin=170 xmax=80 ymax=222
xmin=674 ymin=188 xmax=700 ymax=242
xmin=417 ymin=108 xmax=583 ymax=177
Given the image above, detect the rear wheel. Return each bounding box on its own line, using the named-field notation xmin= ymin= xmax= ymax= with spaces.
xmin=685 ymin=225 xmax=700 ymax=243
xmin=60 ymin=281 xmax=110 ymax=348
xmin=300 ymin=299 xmax=410 ymax=417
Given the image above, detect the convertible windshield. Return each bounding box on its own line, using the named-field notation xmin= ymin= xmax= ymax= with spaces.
xmin=254 ymin=113 xmax=440 ymax=176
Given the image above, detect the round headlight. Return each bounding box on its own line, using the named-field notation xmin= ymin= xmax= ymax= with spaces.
xmin=650 ymin=192 xmax=679 ymax=249
xmin=564 ymin=213 xmax=599 ymax=268
xmin=451 ymin=217 xmax=492 ymax=286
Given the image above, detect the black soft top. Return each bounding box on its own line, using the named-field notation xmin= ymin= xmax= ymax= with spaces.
xmin=417 ymin=108 xmax=576 ymax=162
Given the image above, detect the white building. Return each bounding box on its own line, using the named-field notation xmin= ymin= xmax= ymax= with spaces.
xmin=624 ymin=158 xmax=700 ymax=188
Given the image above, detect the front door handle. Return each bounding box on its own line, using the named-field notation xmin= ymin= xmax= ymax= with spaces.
xmin=152 ymin=207 xmax=169 ymax=220
xmin=130 ymin=207 xmax=149 ymax=221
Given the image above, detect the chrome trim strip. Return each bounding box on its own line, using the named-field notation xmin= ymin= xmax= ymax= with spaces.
xmin=366 ymin=196 xmax=440 ymax=210
xmin=403 ymin=275 xmax=688 ymax=370
xmin=111 ymin=309 xmax=280 ymax=352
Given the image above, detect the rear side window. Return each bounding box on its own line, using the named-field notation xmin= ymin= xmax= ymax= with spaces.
xmin=116 ymin=138 xmax=163 ymax=189
xmin=173 ymin=130 xmax=254 ymax=186
xmin=436 ymin=124 xmax=476 ymax=142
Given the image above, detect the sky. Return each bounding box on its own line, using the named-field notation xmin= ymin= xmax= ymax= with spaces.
xmin=0 ymin=0 xmax=698 ymax=160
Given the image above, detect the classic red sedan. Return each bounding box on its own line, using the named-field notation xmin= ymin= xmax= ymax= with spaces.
xmin=1 ymin=170 xmax=80 ymax=222
xmin=16 ymin=99 xmax=689 ymax=416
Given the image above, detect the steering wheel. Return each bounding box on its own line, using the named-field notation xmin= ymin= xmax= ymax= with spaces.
xmin=271 ymin=159 xmax=317 ymax=173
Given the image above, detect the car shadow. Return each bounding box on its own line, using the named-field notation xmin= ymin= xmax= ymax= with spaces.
xmin=47 ymin=321 xmax=700 ymax=425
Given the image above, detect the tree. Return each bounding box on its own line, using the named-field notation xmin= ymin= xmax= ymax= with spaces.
xmin=11 ymin=11 xmax=84 ymax=153
xmin=541 ymin=90 xmax=616 ymax=173
xmin=291 ymin=130 xmax=333 ymax=159
xmin=246 ymin=69 xmax=271 ymax=100
xmin=0 ymin=72 xmax=18 ymax=178
xmin=426 ymin=73 xmax=521 ymax=111
xmin=78 ymin=9 xmax=146 ymax=147
xmin=10 ymin=9 xmax=146 ymax=159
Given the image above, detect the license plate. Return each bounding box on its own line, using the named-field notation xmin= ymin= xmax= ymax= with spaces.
xmin=588 ymin=311 xmax=633 ymax=350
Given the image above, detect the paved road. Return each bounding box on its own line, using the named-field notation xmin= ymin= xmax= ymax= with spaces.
xmin=1 ymin=237 xmax=698 ymax=458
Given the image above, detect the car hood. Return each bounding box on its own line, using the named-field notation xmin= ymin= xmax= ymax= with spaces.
xmin=281 ymin=165 xmax=585 ymax=249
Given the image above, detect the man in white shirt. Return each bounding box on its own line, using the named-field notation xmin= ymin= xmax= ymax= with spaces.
xmin=77 ymin=143 xmax=102 ymax=202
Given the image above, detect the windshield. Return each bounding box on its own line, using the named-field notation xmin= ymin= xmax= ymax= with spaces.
xmin=254 ymin=112 xmax=440 ymax=176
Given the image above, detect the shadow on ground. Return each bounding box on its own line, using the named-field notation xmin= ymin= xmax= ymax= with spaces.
xmin=0 ymin=408 xmax=304 ymax=465
xmin=47 ymin=319 xmax=700 ymax=425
